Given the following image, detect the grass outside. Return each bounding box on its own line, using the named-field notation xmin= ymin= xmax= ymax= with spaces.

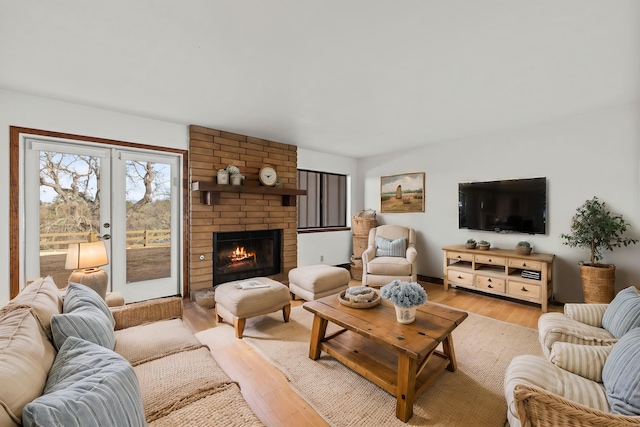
xmin=40 ymin=246 xmax=172 ymax=287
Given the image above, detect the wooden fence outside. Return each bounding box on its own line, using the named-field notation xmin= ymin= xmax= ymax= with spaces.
xmin=40 ymin=230 xmax=171 ymax=252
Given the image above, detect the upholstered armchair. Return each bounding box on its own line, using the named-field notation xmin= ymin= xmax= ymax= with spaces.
xmin=361 ymin=225 xmax=417 ymax=287
xmin=538 ymin=286 xmax=640 ymax=359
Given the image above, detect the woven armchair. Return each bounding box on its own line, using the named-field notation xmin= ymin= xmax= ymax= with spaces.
xmin=514 ymin=384 xmax=640 ymax=427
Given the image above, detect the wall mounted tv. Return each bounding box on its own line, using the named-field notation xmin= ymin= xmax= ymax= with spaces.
xmin=459 ymin=177 xmax=546 ymax=234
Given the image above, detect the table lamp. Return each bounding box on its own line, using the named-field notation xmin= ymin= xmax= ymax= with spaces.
xmin=66 ymin=241 xmax=109 ymax=299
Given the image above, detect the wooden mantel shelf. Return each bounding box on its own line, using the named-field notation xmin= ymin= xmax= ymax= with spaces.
xmin=191 ymin=181 xmax=306 ymax=206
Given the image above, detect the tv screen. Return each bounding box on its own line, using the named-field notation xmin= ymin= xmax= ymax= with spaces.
xmin=458 ymin=177 xmax=546 ymax=234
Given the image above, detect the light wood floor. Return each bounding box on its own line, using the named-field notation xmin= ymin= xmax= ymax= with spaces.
xmin=182 ymin=280 xmax=562 ymax=427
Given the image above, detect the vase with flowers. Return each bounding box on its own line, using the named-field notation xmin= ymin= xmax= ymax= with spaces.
xmin=226 ymin=165 xmax=245 ymax=185
xmin=380 ymin=280 xmax=427 ymax=324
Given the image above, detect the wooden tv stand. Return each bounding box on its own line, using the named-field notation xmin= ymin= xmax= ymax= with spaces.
xmin=443 ymin=245 xmax=554 ymax=312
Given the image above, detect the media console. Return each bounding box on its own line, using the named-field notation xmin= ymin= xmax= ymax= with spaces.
xmin=443 ymin=245 xmax=554 ymax=312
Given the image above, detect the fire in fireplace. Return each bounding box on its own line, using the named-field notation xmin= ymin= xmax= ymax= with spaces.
xmin=212 ymin=229 xmax=282 ymax=285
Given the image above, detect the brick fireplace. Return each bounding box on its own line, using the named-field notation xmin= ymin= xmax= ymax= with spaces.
xmin=188 ymin=125 xmax=298 ymax=295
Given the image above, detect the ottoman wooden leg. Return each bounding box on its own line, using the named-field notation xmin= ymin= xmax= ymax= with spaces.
xmin=234 ymin=317 xmax=246 ymax=339
xmin=282 ymin=303 xmax=291 ymax=323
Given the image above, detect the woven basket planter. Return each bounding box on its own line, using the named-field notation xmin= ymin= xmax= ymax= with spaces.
xmin=515 ymin=246 xmax=532 ymax=256
xmin=579 ymin=262 xmax=616 ymax=304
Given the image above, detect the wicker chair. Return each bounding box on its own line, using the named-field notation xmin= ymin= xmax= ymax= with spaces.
xmin=514 ymin=384 xmax=640 ymax=427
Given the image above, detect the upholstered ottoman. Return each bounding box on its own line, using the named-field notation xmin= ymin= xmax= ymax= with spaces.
xmin=289 ymin=265 xmax=350 ymax=301
xmin=214 ymin=277 xmax=291 ymax=338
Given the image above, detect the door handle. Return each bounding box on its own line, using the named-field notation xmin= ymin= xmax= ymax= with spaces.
xmin=100 ymin=234 xmax=111 ymax=240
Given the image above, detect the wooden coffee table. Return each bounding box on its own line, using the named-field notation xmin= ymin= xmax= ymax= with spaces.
xmin=303 ymin=296 xmax=468 ymax=422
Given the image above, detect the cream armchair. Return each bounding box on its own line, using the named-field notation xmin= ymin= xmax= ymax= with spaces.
xmin=361 ymin=225 xmax=417 ymax=287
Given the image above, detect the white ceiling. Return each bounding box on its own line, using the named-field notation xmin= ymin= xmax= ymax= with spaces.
xmin=1 ymin=1 xmax=638 ymax=158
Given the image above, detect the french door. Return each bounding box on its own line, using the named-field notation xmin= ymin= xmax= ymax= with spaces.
xmin=23 ymin=136 xmax=182 ymax=302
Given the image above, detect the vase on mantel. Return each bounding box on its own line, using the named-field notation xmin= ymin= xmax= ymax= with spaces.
xmin=230 ymin=174 xmax=243 ymax=185
xmin=217 ymin=169 xmax=229 ymax=185
xmin=394 ymin=305 xmax=417 ymax=324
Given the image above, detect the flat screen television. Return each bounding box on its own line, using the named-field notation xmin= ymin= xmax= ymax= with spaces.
xmin=458 ymin=177 xmax=546 ymax=234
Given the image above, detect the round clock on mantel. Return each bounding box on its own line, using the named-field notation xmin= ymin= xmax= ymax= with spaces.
xmin=259 ymin=165 xmax=278 ymax=187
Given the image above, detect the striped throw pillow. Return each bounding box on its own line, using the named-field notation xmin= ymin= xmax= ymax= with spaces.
xmin=375 ymin=236 xmax=407 ymax=257
xmin=22 ymin=336 xmax=146 ymax=427
xmin=602 ymin=286 xmax=640 ymax=339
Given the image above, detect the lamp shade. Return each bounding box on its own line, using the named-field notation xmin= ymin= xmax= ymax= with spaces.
xmin=65 ymin=241 xmax=109 ymax=270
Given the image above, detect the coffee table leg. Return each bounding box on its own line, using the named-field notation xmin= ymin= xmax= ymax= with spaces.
xmin=396 ymin=354 xmax=417 ymax=422
xmin=442 ymin=334 xmax=458 ymax=372
xmin=308 ymin=315 xmax=328 ymax=360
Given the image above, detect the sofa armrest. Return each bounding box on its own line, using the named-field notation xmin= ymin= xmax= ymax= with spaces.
xmin=513 ymin=384 xmax=640 ymax=427
xmin=549 ymin=342 xmax=612 ymax=382
xmin=110 ymin=296 xmax=183 ymax=330
xmin=564 ymin=303 xmax=608 ymax=327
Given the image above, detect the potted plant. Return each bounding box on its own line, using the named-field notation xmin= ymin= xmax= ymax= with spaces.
xmin=226 ymin=165 xmax=245 ymax=185
xmin=465 ymin=239 xmax=476 ymax=249
xmin=477 ymin=240 xmax=491 ymax=250
xmin=515 ymin=241 xmax=532 ymax=255
xmin=380 ymin=280 xmax=427 ymax=324
xmin=561 ymin=197 xmax=638 ymax=303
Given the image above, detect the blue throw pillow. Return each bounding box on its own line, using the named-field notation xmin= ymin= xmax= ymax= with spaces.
xmin=22 ymin=336 xmax=146 ymax=427
xmin=64 ymin=283 xmax=115 ymax=328
xmin=602 ymin=286 xmax=640 ymax=339
xmin=602 ymin=327 xmax=640 ymax=416
xmin=375 ymin=236 xmax=407 ymax=257
xmin=51 ymin=282 xmax=116 ymax=351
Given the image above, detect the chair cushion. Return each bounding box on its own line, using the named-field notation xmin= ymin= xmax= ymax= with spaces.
xmin=549 ymin=342 xmax=612 ymax=382
xmin=0 ymin=307 xmax=57 ymax=426
xmin=602 ymin=327 xmax=640 ymax=416
xmin=367 ymin=256 xmax=412 ymax=276
xmin=601 ymin=286 xmax=640 ymax=339
xmin=375 ymin=235 xmax=407 ymax=257
xmin=22 ymin=336 xmax=145 ymax=427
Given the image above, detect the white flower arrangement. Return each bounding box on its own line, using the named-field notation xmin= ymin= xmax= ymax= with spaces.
xmin=380 ymin=280 xmax=427 ymax=308
xmin=225 ymin=165 xmax=245 ymax=178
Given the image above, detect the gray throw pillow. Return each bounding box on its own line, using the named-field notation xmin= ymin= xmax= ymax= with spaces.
xmin=22 ymin=336 xmax=146 ymax=427
xmin=375 ymin=235 xmax=407 ymax=257
xmin=64 ymin=282 xmax=115 ymax=328
xmin=602 ymin=327 xmax=640 ymax=416
xmin=51 ymin=309 xmax=116 ymax=351
xmin=602 ymin=286 xmax=640 ymax=339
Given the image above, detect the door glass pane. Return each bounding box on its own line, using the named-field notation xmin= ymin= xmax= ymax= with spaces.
xmin=125 ymin=160 xmax=171 ymax=283
xmin=39 ymin=151 xmax=101 ymax=286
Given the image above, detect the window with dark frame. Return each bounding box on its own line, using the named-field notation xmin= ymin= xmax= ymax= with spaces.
xmin=297 ymin=170 xmax=347 ymax=229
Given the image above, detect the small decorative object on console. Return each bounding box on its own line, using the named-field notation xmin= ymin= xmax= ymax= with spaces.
xmin=477 ymin=240 xmax=491 ymax=250
xmin=465 ymin=239 xmax=476 ymax=249
xmin=515 ymin=241 xmax=532 ymax=255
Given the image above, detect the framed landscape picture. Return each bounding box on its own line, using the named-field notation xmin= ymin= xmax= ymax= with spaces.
xmin=380 ymin=172 xmax=425 ymax=213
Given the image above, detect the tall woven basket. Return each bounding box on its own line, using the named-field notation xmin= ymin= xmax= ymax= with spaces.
xmin=579 ymin=262 xmax=616 ymax=304
xmin=352 ymin=216 xmax=378 ymax=237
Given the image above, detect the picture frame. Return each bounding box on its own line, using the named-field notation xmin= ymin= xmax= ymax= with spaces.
xmin=380 ymin=172 xmax=425 ymax=213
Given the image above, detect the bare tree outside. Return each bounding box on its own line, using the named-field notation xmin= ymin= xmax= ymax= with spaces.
xmin=39 ymin=151 xmax=171 ymax=286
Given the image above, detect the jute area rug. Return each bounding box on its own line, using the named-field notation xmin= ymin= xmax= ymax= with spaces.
xmin=196 ymin=304 xmax=542 ymax=427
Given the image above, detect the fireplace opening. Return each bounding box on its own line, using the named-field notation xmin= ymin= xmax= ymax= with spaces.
xmin=212 ymin=229 xmax=282 ymax=285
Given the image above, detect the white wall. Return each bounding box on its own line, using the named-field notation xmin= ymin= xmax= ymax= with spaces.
xmin=358 ymin=103 xmax=640 ymax=303
xmin=0 ymin=89 xmax=188 ymax=305
xmin=297 ymin=148 xmax=357 ymax=267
